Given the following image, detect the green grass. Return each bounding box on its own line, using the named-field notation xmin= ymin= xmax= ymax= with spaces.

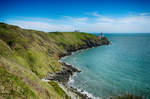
xmin=1 ymin=22 xmax=141 ymax=99
xmin=49 ymin=32 xmax=97 ymax=46
xmin=0 ymin=22 xmax=108 ymax=99
xmin=0 ymin=39 xmax=12 ymax=57
xmin=0 ymin=66 xmax=36 ymax=99
xmin=49 ymin=81 xmax=70 ymax=99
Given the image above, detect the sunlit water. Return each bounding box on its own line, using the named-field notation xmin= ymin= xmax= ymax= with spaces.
xmin=61 ymin=33 xmax=150 ymax=98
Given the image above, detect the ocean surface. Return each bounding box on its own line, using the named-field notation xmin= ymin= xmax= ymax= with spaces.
xmin=61 ymin=33 xmax=150 ymax=98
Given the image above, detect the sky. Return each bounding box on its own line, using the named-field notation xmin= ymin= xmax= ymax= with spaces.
xmin=0 ymin=0 xmax=150 ymax=33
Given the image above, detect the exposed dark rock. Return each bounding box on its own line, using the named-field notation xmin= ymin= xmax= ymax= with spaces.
xmin=46 ymin=62 xmax=81 ymax=83
xmin=58 ymin=36 xmax=110 ymax=59
xmin=69 ymin=86 xmax=92 ymax=99
xmin=47 ymin=36 xmax=110 ymax=83
xmin=45 ymin=36 xmax=110 ymax=98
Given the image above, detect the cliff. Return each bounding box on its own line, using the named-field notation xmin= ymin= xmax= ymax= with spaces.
xmin=0 ymin=22 xmax=109 ymax=99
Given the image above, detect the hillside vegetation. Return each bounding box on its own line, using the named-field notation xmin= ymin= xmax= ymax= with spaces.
xmin=0 ymin=22 xmax=109 ymax=99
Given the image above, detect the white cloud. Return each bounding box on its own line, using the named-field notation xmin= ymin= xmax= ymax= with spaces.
xmin=64 ymin=16 xmax=88 ymax=24
xmin=91 ymin=12 xmax=101 ymax=17
xmin=86 ymin=12 xmax=101 ymax=17
xmin=140 ymin=12 xmax=150 ymax=16
xmin=7 ymin=20 xmax=73 ymax=32
xmin=97 ymin=17 xmax=115 ymax=23
xmin=5 ymin=12 xmax=150 ymax=33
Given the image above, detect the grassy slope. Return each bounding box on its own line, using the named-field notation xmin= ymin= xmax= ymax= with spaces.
xmin=0 ymin=22 xmax=106 ymax=99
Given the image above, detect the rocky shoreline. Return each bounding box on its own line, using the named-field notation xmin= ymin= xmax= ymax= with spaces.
xmin=44 ymin=36 xmax=110 ymax=99
xmin=46 ymin=36 xmax=109 ymax=83
xmin=44 ymin=61 xmax=92 ymax=99
xmin=46 ymin=62 xmax=81 ymax=83
xmin=58 ymin=36 xmax=110 ymax=59
xmin=1 ymin=23 xmax=111 ymax=99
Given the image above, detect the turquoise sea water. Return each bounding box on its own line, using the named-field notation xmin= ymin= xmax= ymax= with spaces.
xmin=61 ymin=33 xmax=150 ymax=98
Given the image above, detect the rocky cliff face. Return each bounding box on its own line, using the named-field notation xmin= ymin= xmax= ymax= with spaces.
xmin=58 ymin=36 xmax=109 ymax=58
xmin=0 ymin=22 xmax=109 ymax=99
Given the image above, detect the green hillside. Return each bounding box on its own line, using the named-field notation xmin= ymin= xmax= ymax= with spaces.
xmin=0 ymin=22 xmax=109 ymax=99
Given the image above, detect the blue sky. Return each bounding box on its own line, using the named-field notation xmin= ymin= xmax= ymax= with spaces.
xmin=0 ymin=0 xmax=150 ymax=33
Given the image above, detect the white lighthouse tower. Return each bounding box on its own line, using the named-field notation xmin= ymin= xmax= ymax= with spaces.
xmin=100 ymin=32 xmax=103 ymax=40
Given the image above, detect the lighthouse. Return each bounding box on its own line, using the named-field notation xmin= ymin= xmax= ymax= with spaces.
xmin=100 ymin=32 xmax=103 ymax=40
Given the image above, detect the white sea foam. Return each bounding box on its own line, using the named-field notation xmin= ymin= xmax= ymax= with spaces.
xmin=79 ymin=90 xmax=100 ymax=99
xmin=58 ymin=59 xmax=62 ymax=62
xmin=68 ymin=76 xmax=75 ymax=85
xmin=67 ymin=73 xmax=101 ymax=99
xmin=73 ymin=85 xmax=101 ymax=99
xmin=59 ymin=47 xmax=101 ymax=99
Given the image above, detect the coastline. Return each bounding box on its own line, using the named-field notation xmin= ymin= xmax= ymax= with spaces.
xmin=1 ymin=23 xmax=146 ymax=99
xmin=58 ymin=47 xmax=102 ymax=99
xmin=0 ymin=22 xmax=110 ymax=99
xmin=44 ymin=42 xmax=109 ymax=99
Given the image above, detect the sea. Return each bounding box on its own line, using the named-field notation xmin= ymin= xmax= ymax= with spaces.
xmin=60 ymin=33 xmax=150 ymax=99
